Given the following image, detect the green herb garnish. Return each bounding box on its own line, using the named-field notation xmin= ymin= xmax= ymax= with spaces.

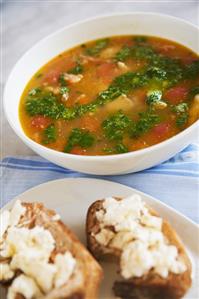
xmin=115 ymin=143 xmax=128 ymax=153
xmin=184 ymin=60 xmax=199 ymax=79
xmin=59 ymin=73 xmax=67 ymax=87
xmin=68 ymin=63 xmax=84 ymax=74
xmin=172 ymin=103 xmax=189 ymax=128
xmin=130 ymin=111 xmax=160 ymax=137
xmin=189 ymin=86 xmax=199 ymax=97
xmin=134 ymin=36 xmax=148 ymax=43
xmin=102 ymin=111 xmax=133 ymax=141
xmin=28 ymin=88 xmax=41 ymax=96
xmin=176 ymin=114 xmax=188 ymax=128
xmin=146 ymin=90 xmax=163 ymax=105
xmin=115 ymin=46 xmax=132 ymax=62
xmin=86 ymin=39 xmax=109 ymax=56
xmin=64 ymin=128 xmax=95 ymax=152
xmin=60 ymin=86 xmax=69 ymax=95
xmin=42 ymin=124 xmax=56 ymax=144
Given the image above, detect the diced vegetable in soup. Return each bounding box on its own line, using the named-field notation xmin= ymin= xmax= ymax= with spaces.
xmin=19 ymin=36 xmax=199 ymax=155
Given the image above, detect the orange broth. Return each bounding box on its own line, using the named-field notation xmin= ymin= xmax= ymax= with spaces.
xmin=19 ymin=36 xmax=199 ymax=155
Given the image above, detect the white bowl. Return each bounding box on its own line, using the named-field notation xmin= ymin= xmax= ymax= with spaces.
xmin=4 ymin=12 xmax=199 ymax=175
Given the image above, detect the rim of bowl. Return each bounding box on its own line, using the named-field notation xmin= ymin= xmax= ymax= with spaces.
xmin=3 ymin=12 xmax=199 ymax=162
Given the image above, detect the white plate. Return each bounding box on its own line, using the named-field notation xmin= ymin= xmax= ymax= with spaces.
xmin=1 ymin=178 xmax=198 ymax=298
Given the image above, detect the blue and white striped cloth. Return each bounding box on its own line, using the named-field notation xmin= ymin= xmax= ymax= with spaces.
xmin=1 ymin=144 xmax=198 ymax=222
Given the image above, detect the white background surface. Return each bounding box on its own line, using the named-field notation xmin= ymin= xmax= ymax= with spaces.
xmin=1 ymin=0 xmax=198 ymax=157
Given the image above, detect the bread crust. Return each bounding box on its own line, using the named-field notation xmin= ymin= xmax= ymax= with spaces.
xmin=1 ymin=202 xmax=103 ymax=299
xmin=86 ymin=199 xmax=192 ymax=299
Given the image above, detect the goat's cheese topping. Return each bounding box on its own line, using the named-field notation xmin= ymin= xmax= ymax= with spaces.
xmin=7 ymin=274 xmax=42 ymax=299
xmin=0 ymin=226 xmax=55 ymax=260
xmin=0 ymin=200 xmax=77 ymax=298
xmin=94 ymin=194 xmax=187 ymax=279
xmin=0 ymin=263 xmax=14 ymax=281
xmin=94 ymin=228 xmax=115 ymax=246
xmin=54 ymin=252 xmax=76 ymax=288
xmin=0 ymin=200 xmax=26 ymax=242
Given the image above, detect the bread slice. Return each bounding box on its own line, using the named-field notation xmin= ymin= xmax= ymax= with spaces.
xmin=0 ymin=201 xmax=103 ymax=299
xmin=86 ymin=198 xmax=192 ymax=299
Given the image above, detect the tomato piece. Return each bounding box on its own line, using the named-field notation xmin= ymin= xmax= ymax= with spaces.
xmin=76 ymin=94 xmax=91 ymax=105
xmin=152 ymin=123 xmax=170 ymax=138
xmin=43 ymin=69 xmax=61 ymax=85
xmin=81 ymin=115 xmax=100 ymax=132
xmin=164 ymin=86 xmax=188 ymax=104
xmin=31 ymin=116 xmax=51 ymax=129
xmin=97 ymin=62 xmax=117 ymax=84
xmin=70 ymin=147 xmax=87 ymax=155
xmin=157 ymin=44 xmax=176 ymax=55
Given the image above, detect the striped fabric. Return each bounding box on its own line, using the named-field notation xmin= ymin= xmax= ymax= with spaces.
xmin=1 ymin=144 xmax=198 ymax=222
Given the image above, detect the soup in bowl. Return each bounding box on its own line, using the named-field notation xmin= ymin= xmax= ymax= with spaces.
xmin=4 ymin=13 xmax=199 ymax=174
xmin=19 ymin=35 xmax=199 ymax=155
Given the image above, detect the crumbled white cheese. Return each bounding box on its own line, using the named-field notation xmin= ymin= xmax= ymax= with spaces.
xmin=94 ymin=194 xmax=187 ymax=278
xmin=64 ymin=73 xmax=83 ymax=83
xmin=0 ymin=201 xmax=77 ymax=295
xmin=94 ymin=229 xmax=115 ymax=246
xmin=0 ymin=210 xmax=10 ymax=241
xmin=0 ymin=263 xmax=14 ymax=281
xmin=9 ymin=200 xmax=26 ymax=227
xmin=121 ymin=240 xmax=154 ymax=278
xmin=11 ymin=254 xmax=57 ymax=293
xmin=0 ymin=200 xmax=26 ymax=244
xmin=96 ymin=195 xmax=148 ymax=232
xmin=7 ymin=274 xmax=42 ymax=299
xmin=121 ymin=240 xmax=187 ymax=279
xmin=54 ymin=252 xmax=76 ymax=288
xmin=110 ymin=231 xmax=134 ymax=250
xmin=141 ymin=214 xmax=162 ymax=230
xmin=0 ymin=226 xmax=55 ymax=260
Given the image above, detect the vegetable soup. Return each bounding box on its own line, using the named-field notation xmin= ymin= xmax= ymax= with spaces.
xmin=19 ymin=36 xmax=199 ymax=155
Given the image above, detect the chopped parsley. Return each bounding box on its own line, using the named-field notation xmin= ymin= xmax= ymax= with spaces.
xmin=134 ymin=36 xmax=148 ymax=43
xmin=102 ymin=111 xmax=133 ymax=141
xmin=173 ymin=103 xmax=188 ymax=114
xmin=60 ymin=86 xmax=69 ymax=95
xmin=115 ymin=46 xmax=132 ymax=62
xmin=59 ymin=73 xmax=67 ymax=87
xmin=146 ymin=90 xmax=163 ymax=105
xmin=103 ymin=143 xmax=129 ymax=154
xmin=184 ymin=60 xmax=199 ymax=79
xmin=86 ymin=39 xmax=109 ymax=56
xmin=68 ymin=63 xmax=84 ymax=74
xmin=130 ymin=111 xmax=160 ymax=137
xmin=64 ymin=128 xmax=95 ymax=152
xmin=189 ymin=86 xmax=199 ymax=97
xmin=115 ymin=143 xmax=128 ymax=153
xmin=176 ymin=114 xmax=188 ymax=128
xmin=28 ymin=88 xmax=41 ymax=96
xmin=42 ymin=124 xmax=56 ymax=144
xmin=25 ymin=91 xmax=75 ymax=120
xmin=172 ymin=103 xmax=189 ymax=128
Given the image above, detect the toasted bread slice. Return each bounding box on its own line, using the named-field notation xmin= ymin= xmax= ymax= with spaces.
xmin=86 ymin=198 xmax=192 ymax=299
xmin=0 ymin=201 xmax=103 ymax=299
